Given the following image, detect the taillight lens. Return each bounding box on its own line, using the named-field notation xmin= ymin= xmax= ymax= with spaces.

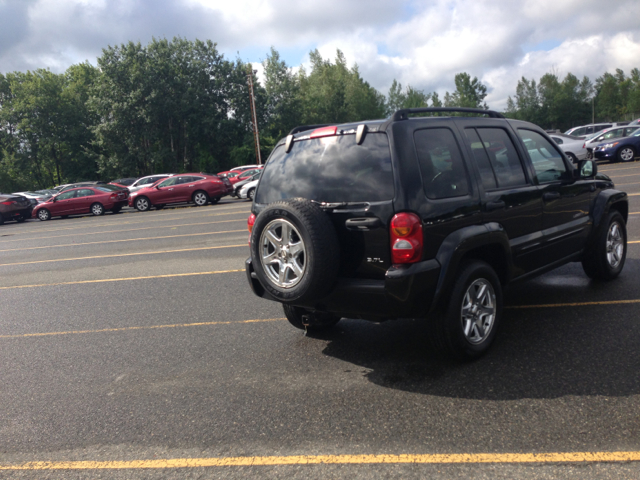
xmin=1 ymin=201 xmax=16 ymax=205
xmin=390 ymin=213 xmax=423 ymax=264
xmin=310 ymin=126 xmax=337 ymax=138
xmin=248 ymin=213 xmax=256 ymax=245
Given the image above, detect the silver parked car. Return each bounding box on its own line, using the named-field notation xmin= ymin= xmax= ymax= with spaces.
xmin=238 ymin=178 xmax=259 ymax=201
xmin=549 ymin=134 xmax=588 ymax=163
xmin=128 ymin=174 xmax=174 ymax=194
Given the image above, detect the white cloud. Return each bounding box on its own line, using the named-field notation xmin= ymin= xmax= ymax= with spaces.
xmin=2 ymin=0 xmax=640 ymax=111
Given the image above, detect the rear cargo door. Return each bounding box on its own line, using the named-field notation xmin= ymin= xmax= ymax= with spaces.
xmin=254 ymin=129 xmax=395 ymax=279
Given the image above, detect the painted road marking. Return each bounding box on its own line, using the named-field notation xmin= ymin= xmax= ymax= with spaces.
xmin=1 ymin=451 xmax=639 ymax=469
xmin=0 ymin=218 xmax=247 ymax=244
xmin=0 ymin=243 xmax=246 ymax=267
xmin=599 ymin=164 xmax=640 ymax=173
xmin=507 ymin=298 xmax=640 ymax=308
xmin=0 ymin=229 xmax=246 ymax=252
xmin=0 ymin=269 xmax=244 ymax=291
xmin=4 ymin=208 xmax=250 ymax=236
xmin=0 ymin=317 xmax=284 ymax=339
xmin=604 ymin=172 xmax=640 ymax=179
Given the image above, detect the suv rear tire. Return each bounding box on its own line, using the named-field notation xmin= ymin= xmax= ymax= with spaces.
xmin=283 ymin=305 xmax=341 ymax=332
xmin=582 ymin=211 xmax=627 ymax=281
xmin=250 ymin=198 xmax=340 ymax=304
xmin=433 ymin=260 xmax=503 ymax=361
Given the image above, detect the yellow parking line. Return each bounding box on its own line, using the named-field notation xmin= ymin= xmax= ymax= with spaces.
xmin=605 ymin=172 xmax=640 ymax=178
xmin=507 ymin=299 xmax=640 ymax=309
xmin=0 ymin=218 xmax=247 ymax=244
xmin=599 ymin=164 xmax=640 ymax=173
xmin=2 ymin=451 xmax=639 ymax=469
xmin=0 ymin=244 xmax=246 ymax=267
xmin=0 ymin=229 xmax=245 ymax=252
xmin=0 ymin=269 xmax=244 ymax=291
xmin=5 ymin=209 xmax=250 ymax=236
xmin=0 ymin=317 xmax=284 ymax=339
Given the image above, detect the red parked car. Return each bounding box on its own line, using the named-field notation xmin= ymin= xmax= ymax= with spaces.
xmin=32 ymin=186 xmax=129 ymax=221
xmin=128 ymin=173 xmax=233 ymax=211
xmin=228 ymin=167 xmax=263 ymax=185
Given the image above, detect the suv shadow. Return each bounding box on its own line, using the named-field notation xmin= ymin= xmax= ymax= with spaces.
xmin=317 ymin=260 xmax=640 ymax=401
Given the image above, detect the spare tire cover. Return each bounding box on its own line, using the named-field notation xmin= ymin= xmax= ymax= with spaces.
xmin=250 ymin=198 xmax=340 ymax=303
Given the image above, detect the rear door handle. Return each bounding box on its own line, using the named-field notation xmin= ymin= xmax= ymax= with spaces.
xmin=486 ymin=200 xmax=506 ymax=212
xmin=543 ymin=192 xmax=561 ymax=201
xmin=345 ymin=217 xmax=381 ymax=231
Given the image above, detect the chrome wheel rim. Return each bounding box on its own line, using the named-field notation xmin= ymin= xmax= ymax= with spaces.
xmin=38 ymin=210 xmax=48 ymax=220
xmin=92 ymin=204 xmax=102 ymax=215
xmin=249 ymin=189 xmax=255 ymax=200
xmin=137 ymin=198 xmax=148 ymax=210
xmin=606 ymin=221 xmax=624 ymax=268
xmin=621 ymin=148 xmax=634 ymax=161
xmin=194 ymin=193 xmax=207 ymax=205
xmin=461 ymin=279 xmax=496 ymax=345
xmin=259 ymin=219 xmax=306 ymax=288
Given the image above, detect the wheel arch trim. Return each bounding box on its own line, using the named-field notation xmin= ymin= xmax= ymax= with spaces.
xmin=429 ymin=223 xmax=513 ymax=313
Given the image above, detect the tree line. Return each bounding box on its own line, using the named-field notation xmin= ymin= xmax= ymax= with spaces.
xmin=0 ymin=36 xmax=638 ymax=192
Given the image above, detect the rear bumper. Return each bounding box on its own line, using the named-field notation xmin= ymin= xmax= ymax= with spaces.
xmin=245 ymin=257 xmax=441 ymax=320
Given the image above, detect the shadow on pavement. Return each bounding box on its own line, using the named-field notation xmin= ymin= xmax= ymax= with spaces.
xmin=318 ymin=260 xmax=640 ymax=400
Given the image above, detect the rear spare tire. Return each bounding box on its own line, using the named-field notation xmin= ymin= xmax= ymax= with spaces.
xmin=250 ymin=198 xmax=340 ymax=304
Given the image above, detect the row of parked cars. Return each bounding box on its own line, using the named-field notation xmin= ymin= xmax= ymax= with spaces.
xmin=549 ymin=119 xmax=640 ymax=164
xmin=0 ymin=165 xmax=260 ymax=225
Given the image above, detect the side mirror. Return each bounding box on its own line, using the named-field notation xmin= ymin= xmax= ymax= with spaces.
xmin=576 ymin=159 xmax=597 ymax=179
xmin=51 ymin=196 xmax=57 ymax=202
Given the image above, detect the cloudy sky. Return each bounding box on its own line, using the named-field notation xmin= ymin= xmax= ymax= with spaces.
xmin=1 ymin=0 xmax=639 ymax=109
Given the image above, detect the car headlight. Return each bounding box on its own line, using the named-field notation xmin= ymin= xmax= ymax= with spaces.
xmin=602 ymin=142 xmax=619 ymax=149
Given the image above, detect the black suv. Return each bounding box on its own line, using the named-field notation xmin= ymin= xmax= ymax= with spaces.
xmin=245 ymin=108 xmax=628 ymax=360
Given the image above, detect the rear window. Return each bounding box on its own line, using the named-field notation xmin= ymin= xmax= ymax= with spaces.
xmin=255 ymin=133 xmax=394 ymax=204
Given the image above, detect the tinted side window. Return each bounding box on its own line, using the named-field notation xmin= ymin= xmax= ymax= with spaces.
xmin=475 ymin=128 xmax=527 ymax=188
xmin=77 ymin=189 xmax=94 ymax=197
xmin=551 ymin=137 xmax=563 ymax=145
xmin=464 ymin=128 xmax=497 ymax=190
xmin=518 ymin=129 xmax=568 ymax=184
xmin=414 ymin=128 xmax=470 ymax=199
xmin=159 ymin=177 xmax=178 ymax=187
xmin=57 ymin=191 xmax=76 ymax=200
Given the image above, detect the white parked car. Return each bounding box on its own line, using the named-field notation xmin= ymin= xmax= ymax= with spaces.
xmin=238 ymin=179 xmax=259 ymax=201
xmin=128 ymin=174 xmax=174 ymax=194
xmin=230 ymin=164 xmax=260 ymax=172
xmin=549 ymin=134 xmax=588 ymax=163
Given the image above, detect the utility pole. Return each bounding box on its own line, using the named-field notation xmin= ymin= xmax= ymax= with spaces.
xmin=247 ymin=66 xmax=262 ymax=165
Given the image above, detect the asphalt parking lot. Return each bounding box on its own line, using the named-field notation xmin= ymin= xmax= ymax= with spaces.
xmin=1 ymin=165 xmax=640 ymax=479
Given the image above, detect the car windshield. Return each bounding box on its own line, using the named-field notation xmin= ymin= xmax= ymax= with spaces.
xmin=97 ymin=184 xmax=123 ymax=191
xmin=256 ymin=132 xmax=394 ymax=204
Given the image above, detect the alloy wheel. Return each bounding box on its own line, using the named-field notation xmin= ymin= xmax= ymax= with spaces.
xmin=620 ymin=147 xmax=634 ymax=162
xmin=259 ymin=219 xmax=306 ymax=288
xmin=606 ymin=221 xmax=624 ymax=268
xmin=194 ymin=192 xmax=207 ymax=205
xmin=460 ymin=279 xmax=496 ymax=345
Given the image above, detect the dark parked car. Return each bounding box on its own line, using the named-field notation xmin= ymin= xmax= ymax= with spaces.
xmin=246 ymin=108 xmax=628 ymax=360
xmin=128 ymin=173 xmax=233 ymax=211
xmin=109 ymin=177 xmax=138 ymax=187
xmin=0 ymin=194 xmax=32 ymax=224
xmin=33 ymin=186 xmax=129 ymax=220
xmin=593 ymin=130 xmax=640 ymax=163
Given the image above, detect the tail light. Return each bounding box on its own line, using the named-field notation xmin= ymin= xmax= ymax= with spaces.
xmin=1 ymin=201 xmax=17 ymax=205
xmin=247 ymin=213 xmax=256 ymax=245
xmin=390 ymin=213 xmax=423 ymax=264
xmin=582 ymin=143 xmax=586 ymax=148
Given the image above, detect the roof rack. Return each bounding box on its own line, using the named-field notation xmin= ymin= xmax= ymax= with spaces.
xmin=390 ymin=107 xmax=504 ymax=122
xmin=288 ymin=124 xmax=332 ymax=135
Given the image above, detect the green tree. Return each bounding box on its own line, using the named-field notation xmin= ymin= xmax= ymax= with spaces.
xmin=444 ymin=73 xmax=488 ymax=109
